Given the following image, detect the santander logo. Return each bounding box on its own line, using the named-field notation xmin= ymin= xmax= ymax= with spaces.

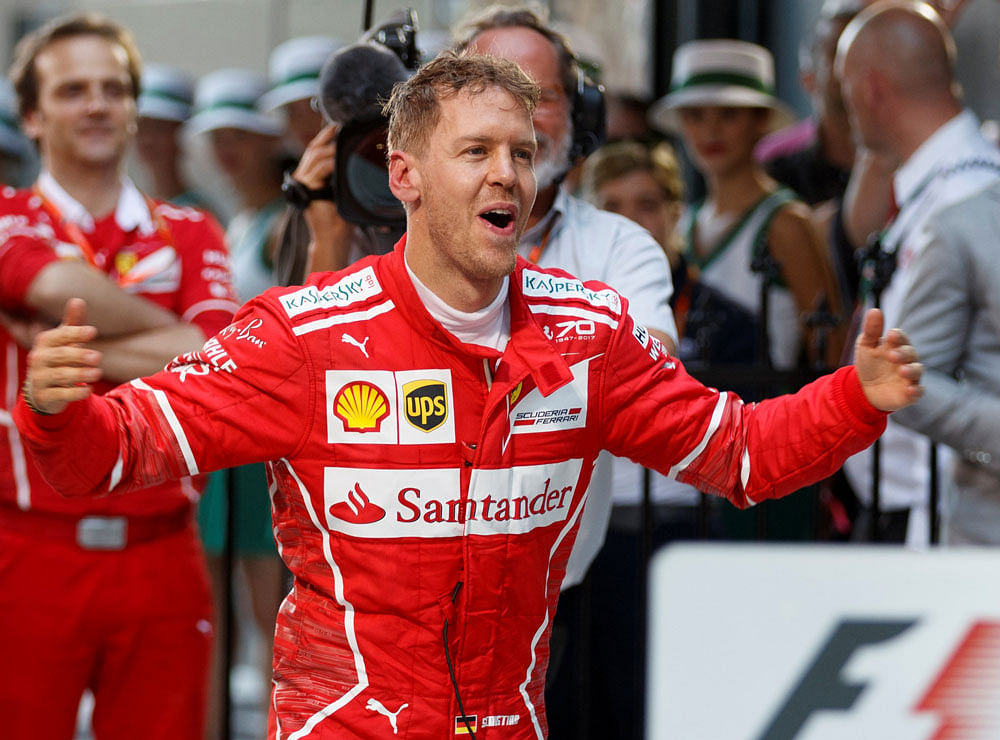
xmin=329 ymin=483 xmax=386 ymax=524
xmin=322 ymin=462 xmax=584 ymax=539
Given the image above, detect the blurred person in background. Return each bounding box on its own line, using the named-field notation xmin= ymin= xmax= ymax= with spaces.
xmin=839 ymin=0 xmax=999 ymax=264
xmin=584 ymin=140 xmax=684 ymax=262
xmin=185 ymin=66 xmax=290 ymax=734
xmin=604 ymin=92 xmax=656 ymax=144
xmin=891 ymin=180 xmax=1000 ymax=546
xmin=453 ymin=10 xmax=680 ymax=734
xmin=134 ymin=63 xmax=215 ymax=211
xmin=757 ymin=0 xmax=862 ymax=306
xmin=188 ymin=68 xmax=288 ymax=302
xmin=453 ymin=1 xmax=678 ymax=583
xmin=577 ymin=138 xmax=742 ymax=740
xmin=0 ymin=77 xmax=35 ymax=186
xmin=650 ymin=39 xmax=845 ymax=371
xmin=275 ymin=32 xmax=410 ymax=280
xmin=586 ymin=140 xmax=760 ymax=365
xmin=0 ymin=13 xmax=238 ymax=739
xmin=259 ymin=35 xmax=343 ymax=155
xmin=836 ymin=0 xmax=1000 ymax=544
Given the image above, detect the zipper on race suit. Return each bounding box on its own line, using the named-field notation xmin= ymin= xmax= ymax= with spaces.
xmin=445 ymin=356 xmax=499 ymax=737
xmin=444 ymin=581 xmax=477 ymax=738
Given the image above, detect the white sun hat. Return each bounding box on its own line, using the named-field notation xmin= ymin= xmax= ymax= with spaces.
xmin=649 ymin=39 xmax=797 ymax=134
xmin=0 ymin=79 xmax=30 ymax=158
xmin=185 ymin=68 xmax=283 ymax=138
xmin=259 ymin=36 xmax=344 ymax=112
xmin=138 ymin=64 xmax=195 ymax=122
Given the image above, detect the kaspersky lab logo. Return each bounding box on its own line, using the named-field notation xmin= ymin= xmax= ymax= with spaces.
xmin=756 ymin=619 xmax=1000 ymax=739
xmin=403 ymin=379 xmax=448 ymax=432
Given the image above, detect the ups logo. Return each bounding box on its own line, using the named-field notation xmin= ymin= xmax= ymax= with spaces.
xmin=403 ymin=379 xmax=448 ymax=432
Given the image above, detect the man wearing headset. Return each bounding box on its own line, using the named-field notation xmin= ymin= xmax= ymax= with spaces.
xmin=454 ymin=8 xmax=679 ymax=733
xmin=454 ymin=1 xmax=677 ymax=589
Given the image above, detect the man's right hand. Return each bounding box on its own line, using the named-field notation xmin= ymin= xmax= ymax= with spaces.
xmin=24 ymin=298 xmax=103 ymax=415
xmin=294 ymin=124 xmax=356 ymax=275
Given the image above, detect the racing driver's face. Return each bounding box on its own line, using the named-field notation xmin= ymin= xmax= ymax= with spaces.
xmin=393 ymin=85 xmax=537 ymax=310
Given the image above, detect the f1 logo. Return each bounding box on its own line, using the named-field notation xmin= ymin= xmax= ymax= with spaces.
xmin=756 ymin=619 xmax=917 ymax=739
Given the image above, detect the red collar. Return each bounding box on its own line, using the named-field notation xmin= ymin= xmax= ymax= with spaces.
xmin=379 ymin=235 xmax=573 ymax=396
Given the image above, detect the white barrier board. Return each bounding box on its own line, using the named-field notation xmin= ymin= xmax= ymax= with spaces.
xmin=646 ymin=544 xmax=1000 ymax=740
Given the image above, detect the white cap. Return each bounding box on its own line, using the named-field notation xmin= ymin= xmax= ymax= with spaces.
xmin=0 ymin=79 xmax=30 ymax=158
xmin=259 ymin=36 xmax=344 ymax=112
xmin=649 ymin=39 xmax=796 ymax=135
xmin=185 ymin=68 xmax=283 ymax=138
xmin=138 ymin=64 xmax=195 ymax=122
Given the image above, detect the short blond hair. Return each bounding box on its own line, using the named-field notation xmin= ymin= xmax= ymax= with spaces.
xmin=9 ymin=13 xmax=142 ymax=119
xmin=582 ymin=140 xmax=684 ymax=204
xmin=384 ymin=51 xmax=539 ymax=157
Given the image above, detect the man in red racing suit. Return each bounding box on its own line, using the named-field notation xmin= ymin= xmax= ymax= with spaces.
xmin=16 ymin=53 xmax=921 ymax=740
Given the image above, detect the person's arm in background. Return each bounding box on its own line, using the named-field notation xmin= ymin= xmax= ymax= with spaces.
xmin=86 ymin=210 xmax=239 ymax=383
xmin=289 ymin=124 xmax=356 ymax=278
xmin=768 ymin=201 xmax=847 ymax=367
xmin=25 ymin=259 xmax=178 ymax=335
xmin=9 ymin=259 xmax=202 ymax=383
xmin=86 ymin=322 xmax=207 ymax=383
xmin=16 ymin=295 xmax=309 ymax=496
xmin=892 ymin=187 xmax=1000 ymax=469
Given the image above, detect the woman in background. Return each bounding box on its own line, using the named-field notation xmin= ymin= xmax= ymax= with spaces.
xmin=650 ymin=39 xmax=844 ymax=368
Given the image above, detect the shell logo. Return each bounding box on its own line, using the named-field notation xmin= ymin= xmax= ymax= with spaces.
xmin=333 ymin=381 xmax=390 ymax=433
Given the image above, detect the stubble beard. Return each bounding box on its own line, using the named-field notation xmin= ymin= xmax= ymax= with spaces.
xmin=427 ymin=214 xmax=517 ymax=285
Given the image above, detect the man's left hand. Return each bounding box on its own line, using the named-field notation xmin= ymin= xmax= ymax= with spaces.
xmin=854 ymin=308 xmax=923 ymax=412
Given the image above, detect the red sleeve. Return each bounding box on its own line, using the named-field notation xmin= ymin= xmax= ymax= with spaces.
xmin=600 ymin=310 xmax=887 ymax=508
xmin=14 ymin=296 xmax=314 ymax=497
xmin=168 ymin=208 xmax=241 ymax=336
xmin=0 ymin=206 xmax=61 ymax=311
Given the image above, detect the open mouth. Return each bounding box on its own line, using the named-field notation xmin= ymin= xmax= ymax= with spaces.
xmin=479 ymin=208 xmax=515 ymax=230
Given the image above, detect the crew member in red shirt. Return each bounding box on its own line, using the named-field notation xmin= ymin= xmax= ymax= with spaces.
xmin=0 ymin=14 xmax=238 ymax=740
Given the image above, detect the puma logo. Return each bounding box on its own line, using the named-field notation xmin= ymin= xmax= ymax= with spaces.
xmin=342 ymin=333 xmax=371 ymax=358
xmin=365 ymin=698 xmax=408 ymax=734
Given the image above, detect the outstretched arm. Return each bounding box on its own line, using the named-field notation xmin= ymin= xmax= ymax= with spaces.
xmin=601 ymin=304 xmax=919 ymax=508
xmin=18 ymin=295 xmax=311 ymax=498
